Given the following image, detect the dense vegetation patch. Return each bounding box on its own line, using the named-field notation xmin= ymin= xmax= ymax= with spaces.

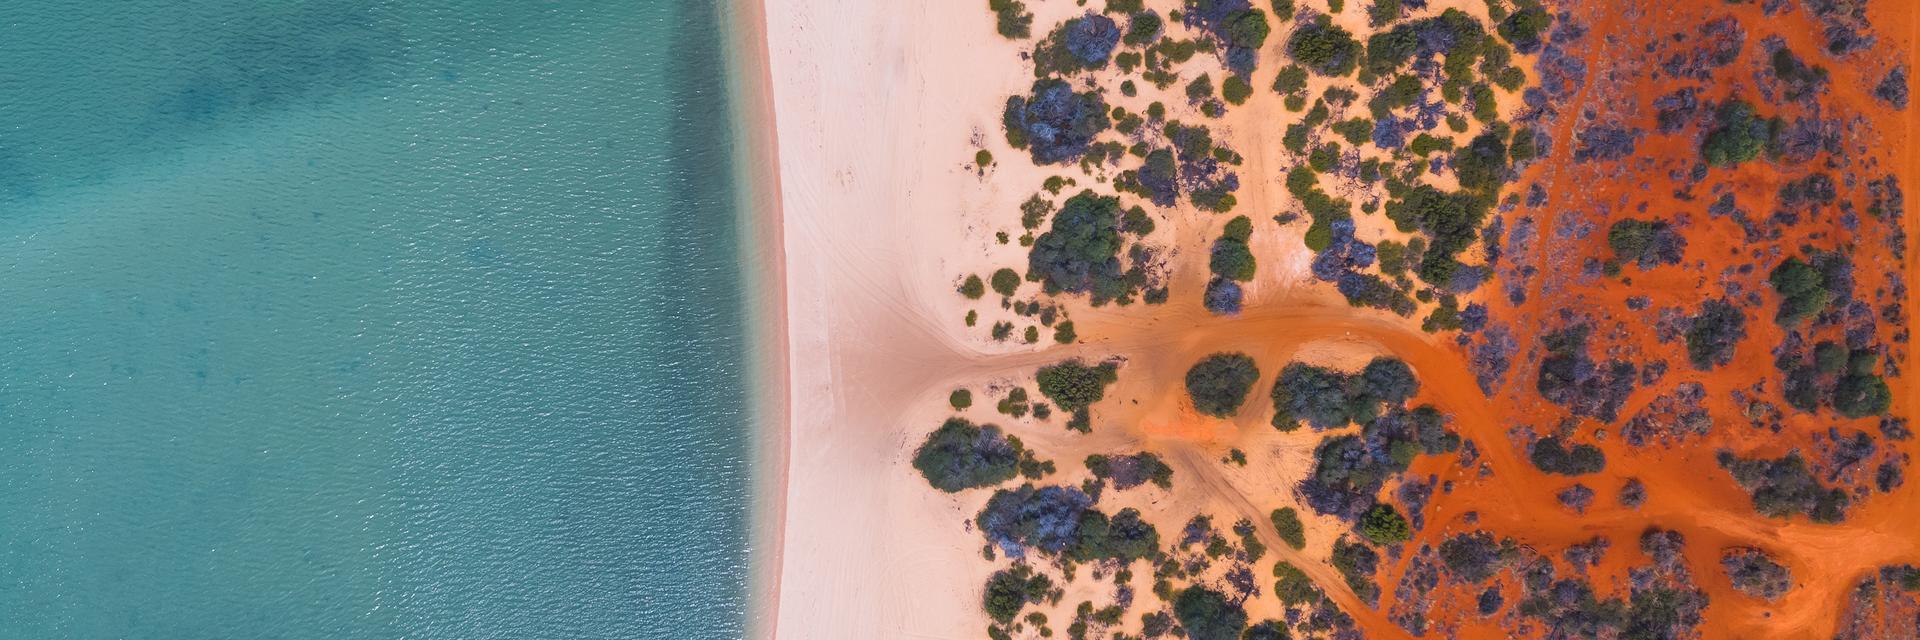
xmin=1438 ymin=531 xmax=1512 ymax=584
xmin=1528 ymin=435 xmax=1606 ymax=476
xmin=988 ymin=0 xmax=1034 ymax=39
xmin=1605 ymin=218 xmax=1685 ymax=271
xmin=1032 ymin=13 xmax=1122 ymax=77
xmin=1301 ymin=405 xmax=1458 ymax=520
xmin=977 ymin=483 xmax=1163 ymax=566
xmin=1536 ymin=324 xmax=1637 ymax=422
xmin=1716 ymin=450 xmax=1850 ymax=523
xmin=1722 ymin=548 xmax=1792 ymax=601
xmin=1271 ymin=357 xmax=1418 ymax=431
xmin=983 ymin=564 xmax=1053 ymax=624
xmin=1185 ymin=352 xmax=1261 ymax=417
xmin=1331 ymin=536 xmax=1382 ymax=604
xmin=1027 ymin=190 xmax=1148 ymax=304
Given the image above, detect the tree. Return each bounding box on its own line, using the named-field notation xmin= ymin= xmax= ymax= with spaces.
xmin=1036 ymin=359 xmax=1119 ymax=412
xmin=1186 ymin=352 xmax=1261 ymax=417
xmin=1174 ymin=587 xmax=1249 ymax=640
xmin=913 ymin=418 xmax=1024 ymax=492
xmin=1222 ymin=75 xmax=1253 ymax=105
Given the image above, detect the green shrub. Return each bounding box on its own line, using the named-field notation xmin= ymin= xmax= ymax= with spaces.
xmin=1529 ymin=435 xmax=1606 ymax=476
xmin=990 ymin=268 xmax=1021 ymax=296
xmin=1359 ymin=503 xmax=1411 ymax=544
xmin=1185 ymin=352 xmax=1262 ymax=417
xmin=1272 ymin=561 xmax=1317 ymax=604
xmin=960 ymin=274 xmax=986 ymax=299
xmin=1173 ymin=587 xmax=1248 ymax=640
xmin=1210 ymin=237 xmax=1257 ymax=282
xmin=1833 ymin=374 xmax=1891 ymax=418
xmin=983 ymin=564 xmax=1053 ymax=623
xmin=988 ymin=0 xmax=1034 ymax=39
xmin=1053 ymin=321 xmax=1077 ymax=344
xmin=1223 ymin=215 xmax=1254 ymax=242
xmin=1036 ymin=359 xmax=1119 ymax=411
xmin=951 ymin=389 xmax=974 ymax=409
xmin=1187 ymin=73 xmax=1215 ymax=102
xmin=1684 ymin=299 xmax=1746 ymax=371
xmin=1272 ymin=64 xmax=1309 ymax=95
xmin=1270 ymin=507 xmax=1306 ymax=549
xmin=1222 ymin=75 xmax=1253 ymax=105
xmin=1224 ymin=9 xmax=1272 ymax=50
xmin=1702 ymin=99 xmax=1779 ymax=167
xmin=1286 ymin=18 xmax=1361 ymax=76
xmin=1768 ymin=257 xmax=1831 ymax=325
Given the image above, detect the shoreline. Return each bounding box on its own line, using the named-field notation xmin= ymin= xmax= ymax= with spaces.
xmin=721 ymin=0 xmax=789 ymax=637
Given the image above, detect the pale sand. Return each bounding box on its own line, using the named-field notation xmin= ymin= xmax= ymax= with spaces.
xmin=756 ymin=1 xmax=1054 ymax=637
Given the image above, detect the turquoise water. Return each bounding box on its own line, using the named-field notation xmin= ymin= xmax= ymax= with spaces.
xmin=0 ymin=1 xmax=756 ymax=637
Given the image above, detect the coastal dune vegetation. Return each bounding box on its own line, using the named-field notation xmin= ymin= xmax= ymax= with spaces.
xmin=854 ymin=0 xmax=1920 ymax=638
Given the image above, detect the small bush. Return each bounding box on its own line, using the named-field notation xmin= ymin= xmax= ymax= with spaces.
xmin=1053 ymin=321 xmax=1077 ymax=344
xmin=991 ymin=268 xmax=1021 ymax=296
xmin=960 ymin=274 xmax=986 ymax=299
xmin=951 ymin=389 xmax=973 ymax=409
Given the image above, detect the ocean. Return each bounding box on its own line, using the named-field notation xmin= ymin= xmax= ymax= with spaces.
xmin=0 ymin=0 xmax=756 ymax=637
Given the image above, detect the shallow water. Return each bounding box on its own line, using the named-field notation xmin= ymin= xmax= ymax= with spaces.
xmin=0 ymin=1 xmax=753 ymax=637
